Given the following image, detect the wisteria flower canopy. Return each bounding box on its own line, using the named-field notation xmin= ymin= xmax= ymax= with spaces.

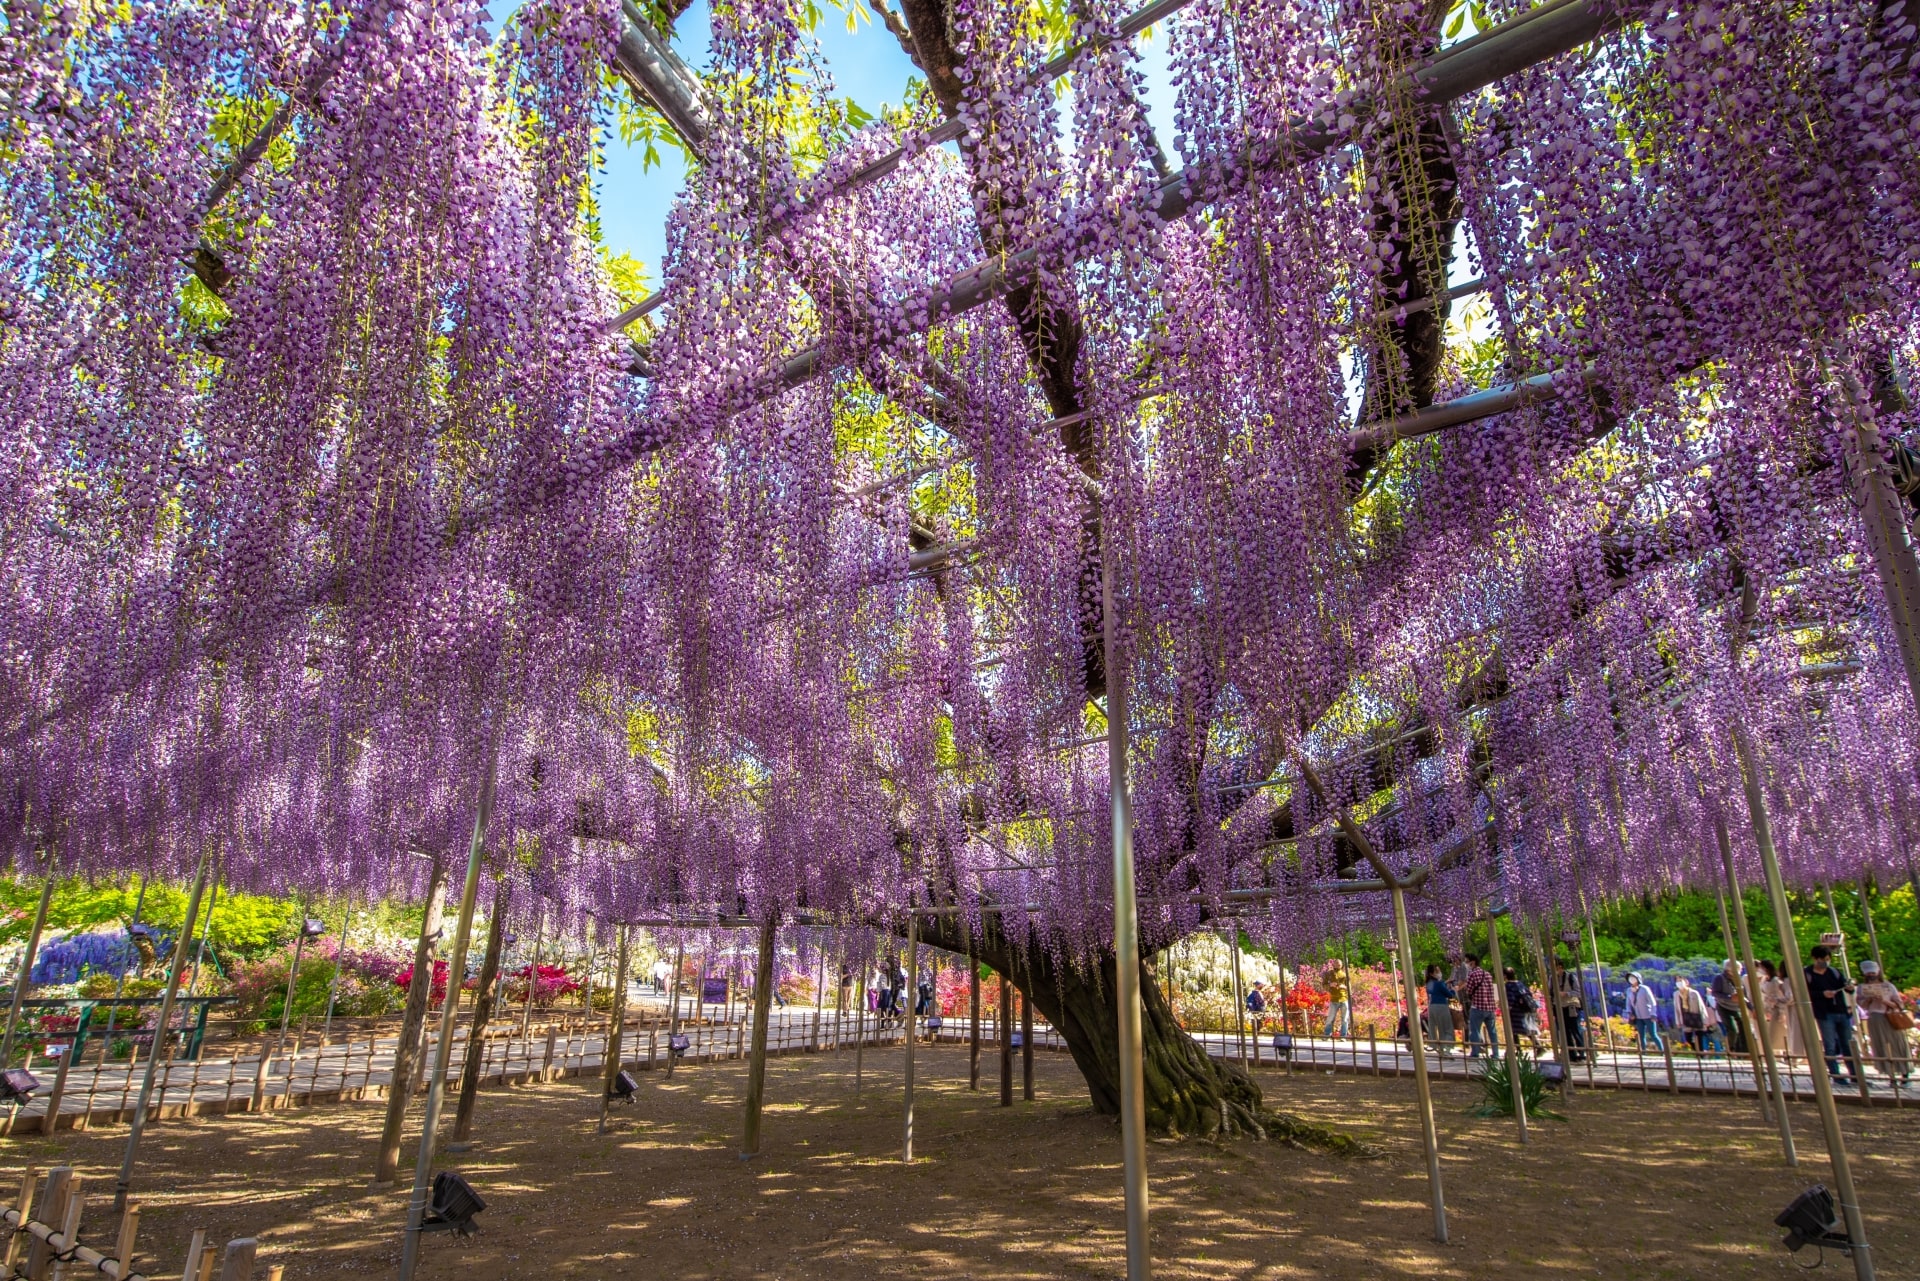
xmin=0 ymin=0 xmax=1916 ymax=960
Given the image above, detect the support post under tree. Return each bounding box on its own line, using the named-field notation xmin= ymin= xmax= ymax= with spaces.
xmin=1736 ymin=729 xmax=1872 ymax=1281
xmin=1718 ymin=817 xmax=1795 ymax=1163
xmin=742 ymin=913 xmax=777 ymax=1157
xmin=1392 ymin=882 xmax=1448 ymax=1244
xmin=1102 ymin=528 xmax=1150 ymax=1281
xmin=397 ymin=746 xmax=496 ymax=1281
xmin=969 ymin=952 xmax=981 ymax=1091
xmin=519 ymin=907 xmax=543 ymax=1042
xmin=903 ymin=910 xmax=918 ymax=1164
xmin=1484 ymin=909 xmax=1527 ymax=1143
xmin=598 ymin=922 xmax=632 ymax=1135
xmin=273 ymin=913 xmax=311 ymax=1063
xmin=998 ymin=968 xmax=1013 ymax=1108
xmin=452 ymin=884 xmax=508 ymax=1146
xmin=1710 ymin=870 xmax=1776 ymax=1130
xmin=1 ymin=855 xmax=57 ymax=1065
xmin=376 ymin=861 xmax=448 ymax=1184
xmin=664 ymin=937 xmax=685 ymax=1080
xmin=113 ymin=850 xmax=211 ymax=1217
xmin=1021 ymin=987 xmax=1033 ymax=1101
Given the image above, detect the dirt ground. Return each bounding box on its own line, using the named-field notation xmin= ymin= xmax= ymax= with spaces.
xmin=10 ymin=1041 xmax=1920 ymax=1279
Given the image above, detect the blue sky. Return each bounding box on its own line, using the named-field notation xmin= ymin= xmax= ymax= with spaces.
xmin=586 ymin=2 xmax=1184 ymax=287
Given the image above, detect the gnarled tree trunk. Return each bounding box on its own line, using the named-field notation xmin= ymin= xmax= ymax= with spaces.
xmin=912 ymin=910 xmax=1361 ymax=1150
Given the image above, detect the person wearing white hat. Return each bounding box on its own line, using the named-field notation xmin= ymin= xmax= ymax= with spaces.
xmin=1854 ymin=960 xmax=1912 ymax=1086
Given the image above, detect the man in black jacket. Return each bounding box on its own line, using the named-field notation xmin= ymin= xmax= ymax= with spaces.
xmin=1805 ymin=945 xmax=1861 ymax=1086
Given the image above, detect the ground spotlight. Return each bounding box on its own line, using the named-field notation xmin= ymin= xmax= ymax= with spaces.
xmin=0 ymin=1068 xmax=38 ymax=1103
xmin=1775 ymin=1185 xmax=1850 ymax=1256
xmin=668 ymin=1033 xmax=690 ymax=1059
xmin=610 ymin=1069 xmax=639 ymax=1102
xmin=1271 ymin=1033 xmax=1294 ymax=1062
xmin=422 ymin=1171 xmax=486 ymax=1237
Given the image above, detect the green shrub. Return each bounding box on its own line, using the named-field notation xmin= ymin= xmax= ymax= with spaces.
xmin=1470 ymin=1050 xmax=1566 ymax=1121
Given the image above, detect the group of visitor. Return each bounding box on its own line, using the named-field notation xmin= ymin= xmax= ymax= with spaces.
xmin=1417 ymin=955 xmax=1513 ymax=1057
xmin=1550 ymin=946 xmax=1915 ymax=1087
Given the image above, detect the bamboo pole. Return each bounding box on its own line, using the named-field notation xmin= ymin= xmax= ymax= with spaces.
xmin=1580 ymin=893 xmax=1613 ymax=1053
xmin=1102 ymin=535 xmax=1150 ymax=1281
xmin=102 ymin=875 xmax=149 ymax=1053
xmin=452 ymin=884 xmax=508 ymax=1145
xmin=320 ymin=900 xmax=352 ymax=1044
xmin=273 ymin=917 xmax=311 ymax=1063
xmin=518 ymin=908 xmax=543 ymax=1041
xmin=1484 ymin=911 xmax=1527 ymax=1142
xmin=1392 ymin=883 xmax=1447 ymax=1243
xmin=854 ymin=960 xmax=868 ymax=1098
xmin=1858 ymin=881 xmax=1884 ymax=971
xmin=1227 ymin=928 xmax=1248 ymax=1069
xmin=1711 ymin=858 xmax=1781 ymax=1142
xmin=1736 ymin=730 xmax=1870 ymax=1280
xmin=597 ymin=923 xmax=632 ymax=1135
xmin=375 ymin=862 xmax=448 ymax=1183
xmin=742 ymin=914 xmax=777 ymax=1156
xmin=1 ymin=858 xmax=57 ymax=1064
xmin=903 ymin=912 xmax=918 ymax=1164
xmin=396 ymin=746 xmax=497 ymax=1281
xmin=112 ymin=853 xmax=211 ymax=1217
xmin=663 ymin=938 xmax=685 ymax=1079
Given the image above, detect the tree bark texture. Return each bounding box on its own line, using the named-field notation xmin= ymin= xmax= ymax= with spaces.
xmin=377 ymin=865 xmax=447 ymax=1182
xmin=913 ymin=911 xmax=1364 ymax=1149
xmin=451 ymin=885 xmax=507 ymax=1143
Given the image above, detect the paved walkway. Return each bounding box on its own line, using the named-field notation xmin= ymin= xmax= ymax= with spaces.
xmin=6 ymin=995 xmax=1911 ymax=1136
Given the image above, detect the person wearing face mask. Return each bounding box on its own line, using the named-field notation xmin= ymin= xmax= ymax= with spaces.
xmin=1624 ymin=971 xmax=1661 ymax=1050
xmin=1854 ymin=959 xmax=1912 ymax=1086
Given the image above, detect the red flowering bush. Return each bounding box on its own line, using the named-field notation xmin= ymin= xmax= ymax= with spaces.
xmin=502 ymin=962 xmax=578 ymax=1004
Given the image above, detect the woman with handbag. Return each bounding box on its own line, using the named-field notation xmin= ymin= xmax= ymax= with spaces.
xmin=1855 ymin=960 xmax=1912 ymax=1085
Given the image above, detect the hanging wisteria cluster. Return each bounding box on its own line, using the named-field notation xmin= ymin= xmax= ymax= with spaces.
xmin=1 ymin=0 xmax=1918 ymax=970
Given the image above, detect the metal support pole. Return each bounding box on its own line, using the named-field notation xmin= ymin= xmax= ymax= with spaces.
xmin=274 ymin=926 xmax=310 ymax=1063
xmin=377 ymin=863 xmax=448 ymax=1182
xmin=452 ymin=885 xmax=508 ymax=1146
xmin=664 ymin=938 xmax=685 ymax=1079
xmin=113 ymin=852 xmax=211 ymax=1217
xmin=321 ymin=901 xmax=352 ymax=1044
xmin=1580 ymin=894 xmax=1612 ymax=1054
xmin=1484 ymin=911 xmax=1527 ymax=1142
xmin=903 ymin=912 xmax=919 ymax=1163
xmin=1735 ymin=730 xmax=1872 ymax=1281
xmin=598 ymin=922 xmax=632 ymax=1135
xmin=1716 ymin=818 xmax=1795 ymax=1162
xmin=1858 ymin=881 xmax=1884 ymax=971
xmin=518 ymin=908 xmax=543 ymax=1041
xmin=854 ymin=959 xmax=868 ymax=1098
xmin=1712 ymin=878 xmax=1772 ymax=1121
xmin=742 ymin=914 xmax=777 ymax=1156
xmin=2 ymin=860 xmax=57 ymax=1064
xmin=183 ymin=867 xmax=222 ymax=1000
xmin=1102 ymin=529 xmax=1150 ymax=1281
xmin=103 ymin=874 xmax=149 ymax=1051
xmin=1392 ymin=882 xmax=1447 ymax=1243
xmin=1227 ymin=928 xmax=1248 ymax=1069
xmin=397 ymin=746 xmax=497 ymax=1281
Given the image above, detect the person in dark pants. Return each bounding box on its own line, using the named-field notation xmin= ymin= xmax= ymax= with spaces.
xmin=1710 ymin=959 xmax=1748 ymax=1055
xmin=1804 ymin=944 xmax=1862 ymax=1086
xmin=1555 ymin=954 xmax=1587 ymax=1062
